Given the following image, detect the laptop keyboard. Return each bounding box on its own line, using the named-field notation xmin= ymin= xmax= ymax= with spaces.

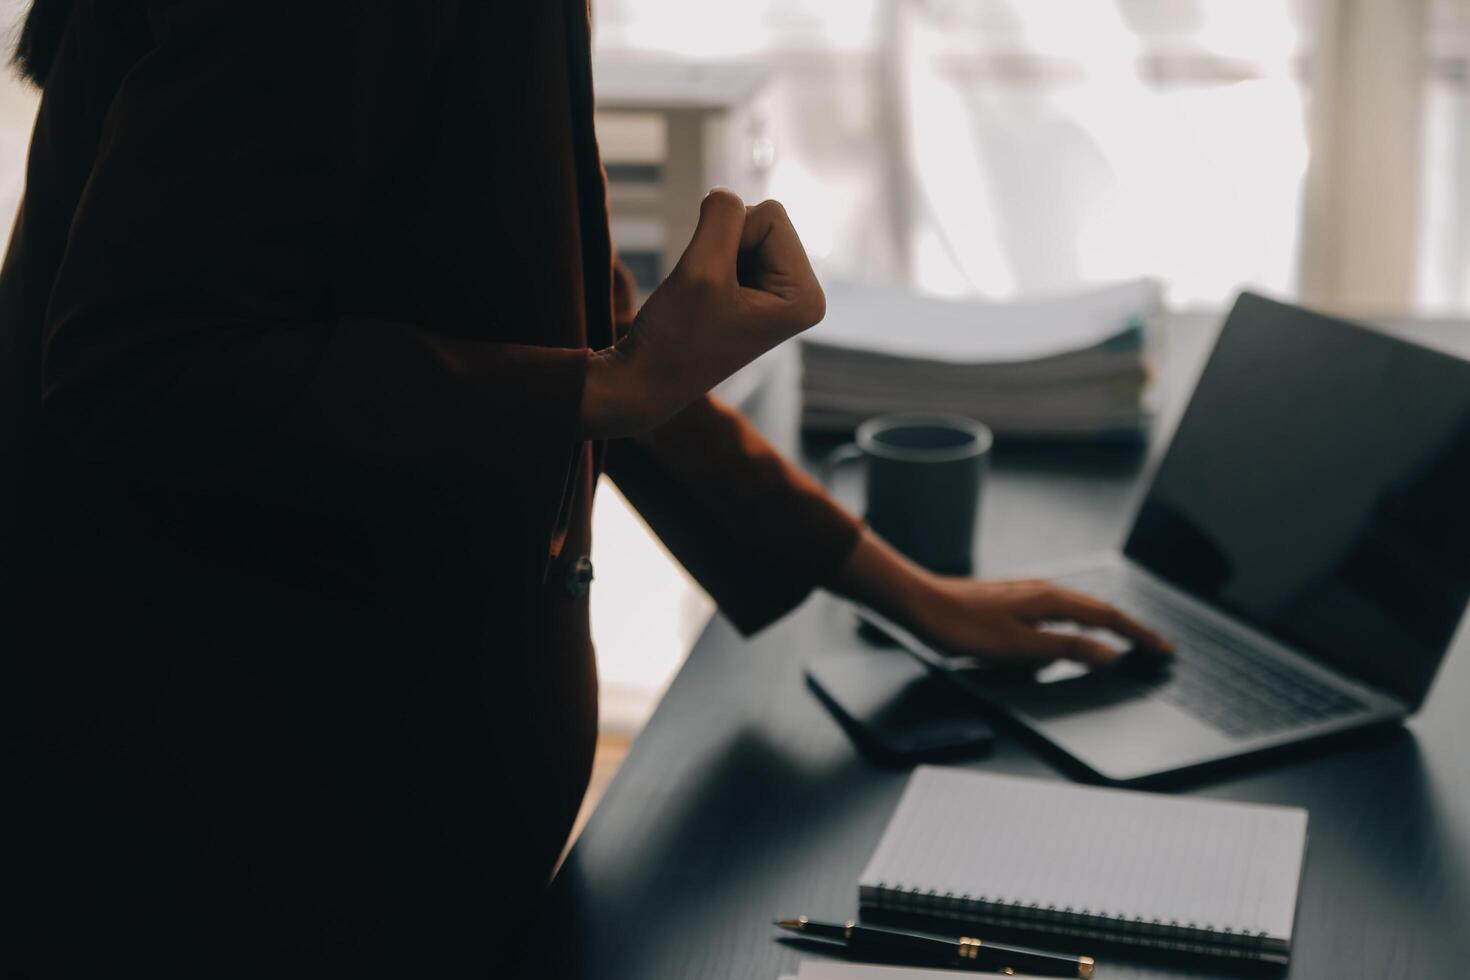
xmin=1058 ymin=570 xmax=1367 ymax=740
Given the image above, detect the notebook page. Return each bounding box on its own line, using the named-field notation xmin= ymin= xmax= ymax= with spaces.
xmin=860 ymin=768 xmax=1307 ymax=942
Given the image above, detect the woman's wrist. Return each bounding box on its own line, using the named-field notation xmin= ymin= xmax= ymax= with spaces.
xmin=829 ymin=526 xmax=943 ymax=632
xmin=579 ymin=346 xmax=656 ymax=441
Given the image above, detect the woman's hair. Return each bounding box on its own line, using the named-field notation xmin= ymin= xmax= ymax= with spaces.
xmin=13 ymin=0 xmax=72 ymax=86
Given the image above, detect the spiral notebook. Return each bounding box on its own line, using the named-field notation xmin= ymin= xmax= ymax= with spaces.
xmin=859 ymin=767 xmax=1308 ymax=963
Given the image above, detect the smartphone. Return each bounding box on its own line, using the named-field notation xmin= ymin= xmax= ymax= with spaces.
xmin=805 ymin=650 xmax=994 ymax=764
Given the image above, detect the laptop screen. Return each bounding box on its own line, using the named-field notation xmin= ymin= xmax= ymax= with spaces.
xmin=1124 ymin=293 xmax=1470 ymax=708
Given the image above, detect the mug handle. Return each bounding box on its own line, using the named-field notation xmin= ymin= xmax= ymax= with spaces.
xmin=821 ymin=443 xmax=865 ymax=495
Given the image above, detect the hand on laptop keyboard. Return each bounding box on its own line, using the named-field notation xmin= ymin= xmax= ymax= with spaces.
xmin=893 ymin=576 xmax=1175 ymax=668
xmin=832 ymin=527 xmax=1176 ymax=669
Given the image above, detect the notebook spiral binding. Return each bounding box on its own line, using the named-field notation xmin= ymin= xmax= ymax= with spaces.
xmin=861 ymin=881 xmax=1283 ymax=960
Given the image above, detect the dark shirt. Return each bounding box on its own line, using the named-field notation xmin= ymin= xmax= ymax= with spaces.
xmin=1 ymin=1 xmax=860 ymax=974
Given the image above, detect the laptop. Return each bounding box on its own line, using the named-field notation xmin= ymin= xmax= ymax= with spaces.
xmin=864 ymin=291 xmax=1470 ymax=784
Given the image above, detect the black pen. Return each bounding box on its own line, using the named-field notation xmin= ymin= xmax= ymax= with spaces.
xmin=775 ymin=916 xmax=1094 ymax=978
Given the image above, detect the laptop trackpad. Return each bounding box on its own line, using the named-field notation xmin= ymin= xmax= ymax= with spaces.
xmin=996 ymin=671 xmax=1227 ymax=782
xmin=1004 ymin=670 xmax=1157 ymax=718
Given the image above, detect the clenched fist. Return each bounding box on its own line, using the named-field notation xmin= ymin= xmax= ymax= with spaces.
xmin=579 ymin=188 xmax=825 ymax=439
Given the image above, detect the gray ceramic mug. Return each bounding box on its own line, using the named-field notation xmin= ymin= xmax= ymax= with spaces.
xmin=825 ymin=414 xmax=993 ymax=576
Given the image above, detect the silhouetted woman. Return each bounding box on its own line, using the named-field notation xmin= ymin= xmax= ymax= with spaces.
xmin=2 ymin=1 xmax=1165 ymax=974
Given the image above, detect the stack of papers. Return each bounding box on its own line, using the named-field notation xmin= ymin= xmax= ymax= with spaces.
xmin=800 ymin=279 xmax=1162 ymax=439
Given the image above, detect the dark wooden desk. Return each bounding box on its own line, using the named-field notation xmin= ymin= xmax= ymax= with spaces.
xmin=535 ymin=314 xmax=1470 ymax=979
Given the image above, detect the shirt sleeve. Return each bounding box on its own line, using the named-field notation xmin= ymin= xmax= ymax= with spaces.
xmin=602 ymin=261 xmax=862 ymax=635
xmin=40 ymin=0 xmax=590 ymax=541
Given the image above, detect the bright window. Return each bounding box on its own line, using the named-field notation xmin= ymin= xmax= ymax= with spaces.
xmin=596 ymin=0 xmax=1470 ymax=317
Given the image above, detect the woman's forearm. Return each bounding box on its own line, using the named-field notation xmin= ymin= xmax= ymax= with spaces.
xmin=827 ymin=525 xmax=937 ymax=629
